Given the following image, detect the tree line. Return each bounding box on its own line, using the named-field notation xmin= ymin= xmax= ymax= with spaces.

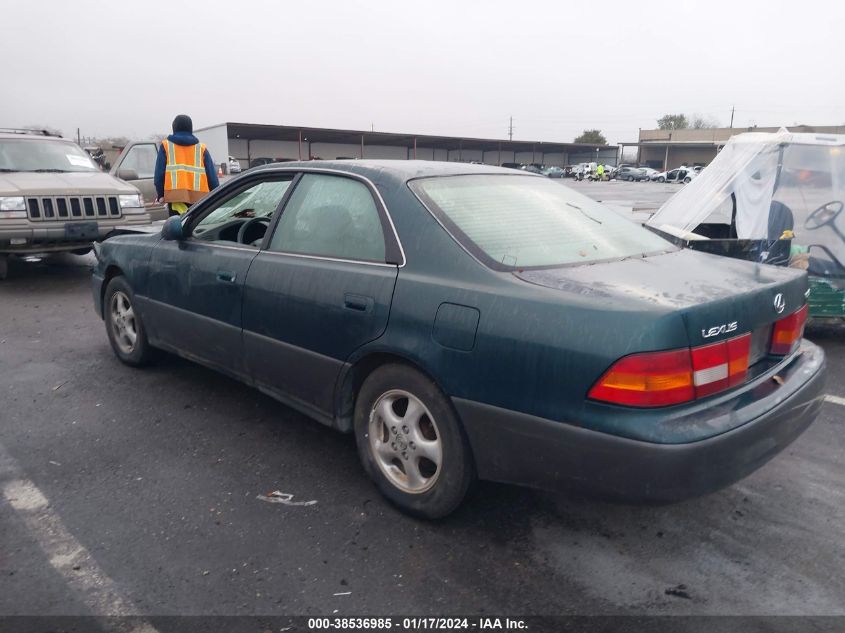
xmin=574 ymin=112 xmax=720 ymax=145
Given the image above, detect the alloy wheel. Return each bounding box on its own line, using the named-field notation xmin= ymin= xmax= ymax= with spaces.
xmin=368 ymin=389 xmax=442 ymax=494
xmin=110 ymin=290 xmax=138 ymax=354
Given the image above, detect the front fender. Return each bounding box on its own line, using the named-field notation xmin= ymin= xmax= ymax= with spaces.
xmin=93 ymin=233 xmax=160 ymax=308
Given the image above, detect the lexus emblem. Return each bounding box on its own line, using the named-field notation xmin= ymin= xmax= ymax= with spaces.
xmin=773 ymin=293 xmax=786 ymax=314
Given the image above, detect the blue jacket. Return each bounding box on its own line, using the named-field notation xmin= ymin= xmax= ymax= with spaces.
xmin=154 ymin=131 xmax=220 ymax=199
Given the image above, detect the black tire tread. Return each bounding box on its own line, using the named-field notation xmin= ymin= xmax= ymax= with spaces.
xmin=353 ymin=363 xmax=475 ymax=519
xmin=103 ymin=276 xmax=155 ymax=367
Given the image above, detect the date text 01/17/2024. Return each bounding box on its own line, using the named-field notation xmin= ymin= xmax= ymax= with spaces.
xmin=306 ymin=617 xmax=528 ymax=630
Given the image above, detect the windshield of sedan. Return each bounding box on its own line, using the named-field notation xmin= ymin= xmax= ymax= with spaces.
xmin=0 ymin=138 xmax=99 ymax=172
xmin=410 ymin=174 xmax=673 ymax=269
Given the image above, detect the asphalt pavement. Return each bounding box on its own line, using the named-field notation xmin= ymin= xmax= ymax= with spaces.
xmin=565 ymin=178 xmax=682 ymax=215
xmin=1 ymin=232 xmax=844 ymax=618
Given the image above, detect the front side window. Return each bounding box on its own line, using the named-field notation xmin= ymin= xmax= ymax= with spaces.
xmin=268 ymin=174 xmax=386 ymax=262
xmin=0 ymin=139 xmax=98 ymax=172
xmin=119 ymin=144 xmax=157 ymax=179
xmin=192 ymin=178 xmax=292 ymax=245
xmin=410 ymin=174 xmax=672 ymax=269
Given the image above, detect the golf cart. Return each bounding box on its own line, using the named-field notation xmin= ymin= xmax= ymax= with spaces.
xmin=646 ymin=129 xmax=845 ymax=320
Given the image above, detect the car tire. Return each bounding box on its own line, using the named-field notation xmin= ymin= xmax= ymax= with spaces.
xmin=104 ymin=276 xmax=155 ymax=366
xmin=683 ymin=177 xmax=692 ymax=184
xmin=354 ymin=363 xmax=475 ymax=519
xmin=657 ymin=176 xmax=665 ymax=183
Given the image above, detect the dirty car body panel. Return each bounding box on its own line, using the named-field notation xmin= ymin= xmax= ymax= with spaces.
xmin=92 ymin=160 xmax=826 ymax=502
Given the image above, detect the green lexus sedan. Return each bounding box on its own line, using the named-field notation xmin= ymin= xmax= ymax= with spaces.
xmin=91 ymin=161 xmax=826 ymax=518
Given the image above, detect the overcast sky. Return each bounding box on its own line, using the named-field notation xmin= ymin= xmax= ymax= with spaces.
xmin=2 ymin=0 xmax=842 ymax=144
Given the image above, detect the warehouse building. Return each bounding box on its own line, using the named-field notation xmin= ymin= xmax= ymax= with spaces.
xmin=621 ymin=124 xmax=845 ymax=171
xmin=195 ymin=122 xmax=618 ymax=172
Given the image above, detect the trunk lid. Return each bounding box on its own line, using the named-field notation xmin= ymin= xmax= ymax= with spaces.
xmin=515 ymin=248 xmax=807 ymax=351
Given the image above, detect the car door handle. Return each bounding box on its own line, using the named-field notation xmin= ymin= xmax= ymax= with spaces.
xmin=344 ymin=293 xmax=372 ymax=312
xmin=216 ymin=271 xmax=237 ymax=283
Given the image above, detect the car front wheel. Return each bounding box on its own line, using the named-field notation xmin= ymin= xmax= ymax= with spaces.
xmin=354 ymin=364 xmax=475 ymax=519
xmin=104 ymin=276 xmax=154 ymax=366
xmin=657 ymin=176 xmax=665 ymax=182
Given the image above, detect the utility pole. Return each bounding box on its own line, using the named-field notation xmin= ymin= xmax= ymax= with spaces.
xmin=730 ymin=105 xmax=735 ymax=129
xmin=77 ymin=128 xmax=80 ymax=144
xmin=508 ymin=116 xmax=513 ymax=141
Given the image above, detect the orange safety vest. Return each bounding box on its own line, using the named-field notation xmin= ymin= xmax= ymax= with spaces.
xmin=162 ymin=139 xmax=210 ymax=204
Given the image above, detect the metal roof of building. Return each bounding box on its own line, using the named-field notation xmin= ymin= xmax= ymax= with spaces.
xmin=196 ymin=122 xmax=616 ymax=153
xmin=619 ymin=140 xmax=724 ymax=147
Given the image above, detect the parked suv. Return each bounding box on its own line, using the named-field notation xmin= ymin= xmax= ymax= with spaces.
xmin=0 ymin=130 xmax=153 ymax=278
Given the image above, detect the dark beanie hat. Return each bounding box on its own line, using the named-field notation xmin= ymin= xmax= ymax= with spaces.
xmin=172 ymin=114 xmax=193 ymax=134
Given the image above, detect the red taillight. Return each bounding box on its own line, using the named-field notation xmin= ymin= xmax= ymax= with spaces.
xmin=726 ymin=334 xmax=751 ymax=387
xmin=589 ymin=333 xmax=753 ymax=408
xmin=691 ymin=334 xmax=751 ymax=397
xmin=587 ymin=349 xmax=694 ymax=407
xmin=770 ymin=304 xmax=808 ymax=355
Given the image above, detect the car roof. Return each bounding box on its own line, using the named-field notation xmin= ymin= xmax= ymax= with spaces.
xmin=250 ymin=159 xmax=538 ymax=183
xmin=0 ymin=131 xmax=69 ymax=141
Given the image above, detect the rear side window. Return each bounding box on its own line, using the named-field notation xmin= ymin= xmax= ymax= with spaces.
xmin=410 ymin=174 xmax=672 ymax=269
xmin=268 ymin=174 xmax=386 ymax=262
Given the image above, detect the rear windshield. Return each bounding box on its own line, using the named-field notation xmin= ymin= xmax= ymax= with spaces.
xmin=410 ymin=174 xmax=673 ymax=269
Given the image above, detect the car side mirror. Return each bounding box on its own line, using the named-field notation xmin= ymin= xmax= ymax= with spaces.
xmin=161 ymin=215 xmax=185 ymax=241
xmin=118 ymin=168 xmax=139 ymax=181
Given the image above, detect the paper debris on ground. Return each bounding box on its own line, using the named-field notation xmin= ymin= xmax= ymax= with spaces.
xmin=257 ymin=490 xmax=317 ymax=506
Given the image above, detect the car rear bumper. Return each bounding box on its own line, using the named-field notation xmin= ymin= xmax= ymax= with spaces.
xmin=455 ymin=340 xmax=826 ymax=501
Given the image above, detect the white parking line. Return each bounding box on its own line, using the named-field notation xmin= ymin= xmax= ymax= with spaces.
xmin=825 ymin=394 xmax=845 ymax=407
xmin=0 ymin=443 xmax=159 ymax=630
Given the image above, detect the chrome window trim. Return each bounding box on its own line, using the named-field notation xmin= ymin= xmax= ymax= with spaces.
xmin=257 ymin=248 xmax=398 ymax=269
xmin=183 ymin=238 xmax=259 ymax=253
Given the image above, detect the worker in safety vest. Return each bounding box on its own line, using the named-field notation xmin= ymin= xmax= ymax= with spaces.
xmin=596 ymin=163 xmax=605 ymax=181
xmin=154 ymin=114 xmax=219 ymax=215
